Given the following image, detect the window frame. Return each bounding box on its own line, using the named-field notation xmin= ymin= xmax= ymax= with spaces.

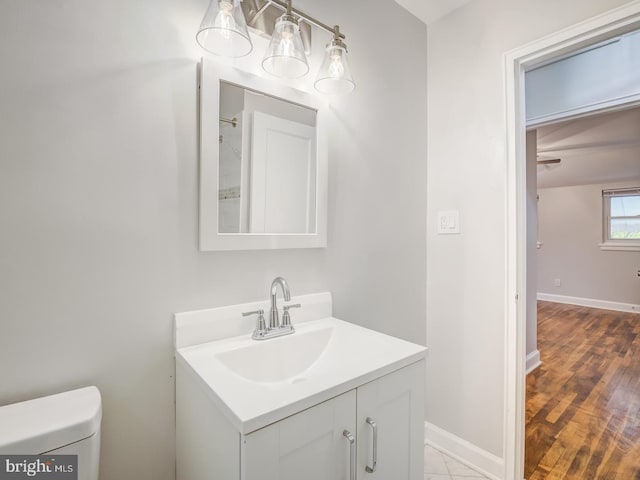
xmin=600 ymin=187 xmax=640 ymax=251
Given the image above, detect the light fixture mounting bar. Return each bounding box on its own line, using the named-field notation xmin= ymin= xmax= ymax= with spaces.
xmin=266 ymin=0 xmax=346 ymax=38
xmin=247 ymin=1 xmax=272 ymax=25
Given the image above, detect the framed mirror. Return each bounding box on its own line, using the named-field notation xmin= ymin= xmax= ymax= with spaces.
xmin=199 ymin=59 xmax=327 ymax=251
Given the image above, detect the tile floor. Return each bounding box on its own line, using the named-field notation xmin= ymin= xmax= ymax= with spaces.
xmin=424 ymin=444 xmax=489 ymax=480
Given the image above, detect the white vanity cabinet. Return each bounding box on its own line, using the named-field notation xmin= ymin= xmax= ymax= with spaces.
xmin=242 ymin=390 xmax=356 ymax=480
xmin=356 ymin=361 xmax=425 ymax=480
xmin=177 ymin=359 xmax=424 ymax=480
xmin=175 ymin=299 xmax=427 ymax=480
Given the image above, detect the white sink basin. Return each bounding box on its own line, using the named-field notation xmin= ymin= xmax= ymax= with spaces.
xmin=215 ymin=326 xmax=333 ymax=383
xmin=177 ymin=316 xmax=426 ymax=434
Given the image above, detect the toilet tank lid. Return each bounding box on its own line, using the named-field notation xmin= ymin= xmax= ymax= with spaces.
xmin=0 ymin=386 xmax=102 ymax=454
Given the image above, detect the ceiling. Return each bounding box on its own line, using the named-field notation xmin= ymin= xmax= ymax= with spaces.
xmin=536 ymin=106 xmax=640 ymax=189
xmin=393 ymin=0 xmax=474 ymax=24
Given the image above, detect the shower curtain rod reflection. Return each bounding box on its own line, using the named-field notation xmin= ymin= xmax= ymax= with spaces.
xmin=220 ymin=117 xmax=238 ymax=128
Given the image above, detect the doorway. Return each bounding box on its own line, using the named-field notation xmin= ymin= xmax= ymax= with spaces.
xmin=503 ymin=3 xmax=640 ymax=479
xmin=525 ymin=105 xmax=640 ymax=478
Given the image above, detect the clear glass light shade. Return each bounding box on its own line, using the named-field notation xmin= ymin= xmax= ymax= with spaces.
xmin=196 ymin=0 xmax=253 ymax=57
xmin=314 ymin=44 xmax=355 ymax=94
xmin=262 ymin=16 xmax=309 ymax=79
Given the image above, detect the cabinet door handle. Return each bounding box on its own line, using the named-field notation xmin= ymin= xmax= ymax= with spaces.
xmin=343 ymin=430 xmax=355 ymax=480
xmin=365 ymin=417 xmax=378 ymax=473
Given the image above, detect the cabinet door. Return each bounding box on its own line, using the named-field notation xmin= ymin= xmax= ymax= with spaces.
xmin=242 ymin=390 xmax=356 ymax=480
xmin=356 ymin=361 xmax=425 ymax=480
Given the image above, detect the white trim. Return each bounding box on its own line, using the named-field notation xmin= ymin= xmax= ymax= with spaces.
xmin=598 ymin=243 xmax=640 ymax=251
xmin=525 ymin=350 xmax=541 ymax=375
xmin=504 ymin=3 xmax=640 ymax=480
xmin=424 ymin=422 xmax=504 ymax=480
xmin=526 ymin=92 xmax=640 ymax=128
xmin=537 ymin=293 xmax=640 ymax=314
xmin=526 ymin=97 xmax=640 ymax=130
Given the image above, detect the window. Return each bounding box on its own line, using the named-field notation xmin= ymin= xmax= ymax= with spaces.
xmin=601 ymin=188 xmax=640 ymax=251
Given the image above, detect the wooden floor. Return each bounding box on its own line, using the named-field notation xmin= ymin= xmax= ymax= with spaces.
xmin=525 ymin=301 xmax=640 ymax=479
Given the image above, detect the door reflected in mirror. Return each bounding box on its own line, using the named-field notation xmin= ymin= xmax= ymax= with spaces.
xmin=218 ymin=81 xmax=318 ymax=234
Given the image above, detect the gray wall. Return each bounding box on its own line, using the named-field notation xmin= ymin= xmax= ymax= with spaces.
xmin=538 ymin=180 xmax=640 ymax=304
xmin=0 ymin=1 xmax=427 ymax=479
xmin=426 ymin=0 xmax=631 ymax=459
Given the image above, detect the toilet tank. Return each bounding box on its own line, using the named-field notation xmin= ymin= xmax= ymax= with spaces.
xmin=0 ymin=386 xmax=102 ymax=480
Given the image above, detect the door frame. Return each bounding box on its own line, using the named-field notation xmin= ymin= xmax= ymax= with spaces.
xmin=503 ymin=2 xmax=640 ymax=479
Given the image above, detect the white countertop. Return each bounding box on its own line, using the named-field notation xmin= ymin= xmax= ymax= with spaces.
xmin=176 ymin=317 xmax=426 ymax=434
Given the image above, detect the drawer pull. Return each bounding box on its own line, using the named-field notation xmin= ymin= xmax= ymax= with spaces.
xmin=365 ymin=417 xmax=378 ymax=473
xmin=343 ymin=430 xmax=355 ymax=480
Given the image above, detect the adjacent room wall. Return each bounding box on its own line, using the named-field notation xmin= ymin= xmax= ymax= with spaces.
xmin=525 ymin=29 xmax=640 ymax=125
xmin=426 ymin=0 xmax=631 ymax=465
xmin=538 ymin=179 xmax=640 ymax=306
xmin=0 ymin=1 xmax=427 ymax=479
xmin=526 ymin=131 xmax=539 ymax=370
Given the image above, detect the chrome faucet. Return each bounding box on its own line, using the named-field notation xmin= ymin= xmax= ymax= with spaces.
xmin=269 ymin=277 xmax=290 ymax=329
xmin=242 ymin=277 xmax=301 ymax=340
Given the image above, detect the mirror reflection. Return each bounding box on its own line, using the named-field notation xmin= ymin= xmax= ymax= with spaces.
xmin=218 ymin=81 xmax=318 ymax=234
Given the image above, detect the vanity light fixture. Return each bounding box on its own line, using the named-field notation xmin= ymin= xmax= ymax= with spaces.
xmin=196 ymin=0 xmax=356 ymax=93
xmin=261 ymin=2 xmax=309 ymax=79
xmin=196 ymin=0 xmax=253 ymax=57
xmin=314 ymin=26 xmax=355 ymax=94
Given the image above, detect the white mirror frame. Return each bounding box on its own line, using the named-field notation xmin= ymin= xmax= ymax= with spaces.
xmin=199 ymin=58 xmax=328 ymax=251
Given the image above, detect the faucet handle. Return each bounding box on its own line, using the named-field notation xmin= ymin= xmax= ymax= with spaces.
xmin=281 ymin=304 xmax=301 ymax=328
xmin=243 ymin=309 xmax=267 ymax=335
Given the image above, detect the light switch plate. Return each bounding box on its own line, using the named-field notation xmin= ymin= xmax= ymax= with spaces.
xmin=437 ymin=210 xmax=460 ymax=234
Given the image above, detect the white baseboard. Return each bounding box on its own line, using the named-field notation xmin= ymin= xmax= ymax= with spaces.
xmin=526 ymin=349 xmax=541 ymax=374
xmin=537 ymin=293 xmax=640 ymax=314
xmin=424 ymin=422 xmax=504 ymax=480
